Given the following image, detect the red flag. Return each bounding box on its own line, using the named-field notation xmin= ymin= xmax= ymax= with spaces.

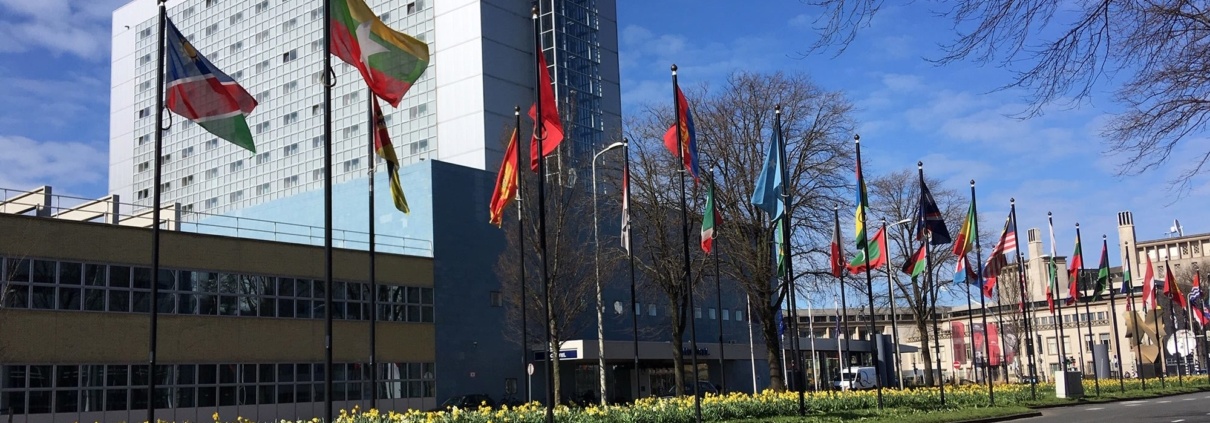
xmin=1066 ymin=239 xmax=1083 ymax=305
xmin=372 ymin=98 xmax=409 ymax=213
xmin=1142 ymin=254 xmax=1156 ymax=310
xmin=830 ymin=215 xmax=844 ymax=277
xmin=1164 ymin=264 xmax=1187 ymax=309
xmin=662 ymin=86 xmax=700 ymax=181
xmin=528 ymin=50 xmax=564 ymax=171
xmin=488 ymin=128 xmax=520 ymax=227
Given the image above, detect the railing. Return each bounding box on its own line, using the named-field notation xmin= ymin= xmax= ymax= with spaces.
xmin=0 ymin=186 xmax=432 ymax=256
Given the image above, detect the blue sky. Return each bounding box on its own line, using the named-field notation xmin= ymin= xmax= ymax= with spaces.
xmin=0 ymin=0 xmax=1206 ymax=266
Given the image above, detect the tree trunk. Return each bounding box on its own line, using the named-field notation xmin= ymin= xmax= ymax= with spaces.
xmin=917 ymin=318 xmax=935 ymax=386
xmin=671 ymin=321 xmax=685 ymax=396
xmin=550 ymin=324 xmax=562 ymax=405
xmin=759 ymin=304 xmax=786 ymax=391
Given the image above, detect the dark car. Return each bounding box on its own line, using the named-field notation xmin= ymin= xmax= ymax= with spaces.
xmin=432 ymin=394 xmax=494 ymax=411
xmin=661 ymin=381 xmax=719 ymax=398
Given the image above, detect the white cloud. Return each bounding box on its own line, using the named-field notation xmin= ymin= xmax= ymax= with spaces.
xmin=0 ymin=135 xmax=108 ymax=194
xmin=0 ymin=0 xmax=126 ymax=61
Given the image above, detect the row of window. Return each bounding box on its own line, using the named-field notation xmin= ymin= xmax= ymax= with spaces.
xmin=1 ymin=258 xmax=433 ymax=323
xmin=1041 ymin=333 xmax=1112 ymax=356
xmin=1034 ymin=312 xmax=1108 ymax=325
xmin=0 ymin=362 xmax=434 ymax=414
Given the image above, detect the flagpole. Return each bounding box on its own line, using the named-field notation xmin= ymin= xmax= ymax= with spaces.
xmin=1009 ymin=200 xmax=1037 ymax=400
xmin=834 ymin=298 xmax=843 ymax=392
xmin=962 ymin=267 xmax=976 ymax=384
xmin=993 ymin=279 xmax=1010 ymax=385
xmin=714 ymin=179 xmax=727 ymax=394
xmin=970 ymin=181 xmax=994 ymax=404
xmin=835 ymin=207 xmax=849 ymax=391
xmin=807 ymin=293 xmax=819 ymax=391
xmin=366 ymin=88 xmax=379 ymax=409
xmin=774 ymin=106 xmax=806 ymax=415
xmin=747 ymin=295 xmax=757 ymax=393
xmin=671 ymin=65 xmax=704 ymax=423
xmin=1104 ymin=235 xmax=1125 ymax=392
xmin=1076 ymin=224 xmax=1100 ymax=395
xmin=1122 ymin=241 xmax=1146 ymax=390
xmin=1151 ymin=252 xmax=1167 ymax=388
xmin=147 ymin=1 xmax=168 ymax=421
xmin=854 ymin=135 xmax=883 ymax=408
xmin=881 ymin=220 xmax=904 ymax=390
xmin=1165 ymin=261 xmax=1182 ymax=386
xmin=1048 ymin=213 xmax=1070 ymax=380
xmin=623 ymin=140 xmax=640 ymax=399
xmin=532 ymin=7 xmax=555 ymax=421
xmin=515 ymin=107 xmax=531 ymax=403
xmin=918 ymin=162 xmax=944 ymax=405
xmin=322 ymin=0 xmax=336 ymax=420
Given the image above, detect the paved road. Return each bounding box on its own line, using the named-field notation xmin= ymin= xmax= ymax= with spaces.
xmin=1018 ymin=391 xmax=1210 ymax=423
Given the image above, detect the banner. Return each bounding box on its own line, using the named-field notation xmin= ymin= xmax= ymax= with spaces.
xmin=951 ymin=321 xmax=967 ymax=364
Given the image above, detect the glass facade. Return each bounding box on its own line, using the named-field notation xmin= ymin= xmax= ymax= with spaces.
xmin=539 ymin=0 xmax=606 ymax=171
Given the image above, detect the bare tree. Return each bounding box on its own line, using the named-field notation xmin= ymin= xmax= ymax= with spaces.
xmin=496 ymin=145 xmax=596 ymax=405
xmin=628 ymin=71 xmax=855 ymax=391
xmin=806 ymin=0 xmax=1210 ymax=191
xmin=862 ymin=168 xmax=965 ymax=386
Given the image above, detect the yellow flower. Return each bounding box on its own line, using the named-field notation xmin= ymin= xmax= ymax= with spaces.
xmin=213 ymin=412 xmax=221 ymax=422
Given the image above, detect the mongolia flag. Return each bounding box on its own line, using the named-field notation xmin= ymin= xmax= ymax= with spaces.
xmin=165 ymin=18 xmax=257 ymax=152
xmin=663 ymin=86 xmax=700 ymax=182
xmin=488 ymin=128 xmax=520 ymax=226
xmin=373 ymin=98 xmax=409 ymax=213
xmin=330 ymin=0 xmax=430 ymax=107
xmin=528 ymin=49 xmax=564 ymax=171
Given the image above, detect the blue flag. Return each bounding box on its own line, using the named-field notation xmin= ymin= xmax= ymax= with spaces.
xmin=776 ymin=309 xmax=785 ymax=338
xmin=750 ymin=133 xmax=783 ymax=221
xmin=914 ymin=178 xmax=952 ymax=245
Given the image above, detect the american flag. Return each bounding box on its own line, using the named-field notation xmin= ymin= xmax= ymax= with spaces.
xmin=981 ymin=214 xmax=1017 ymax=297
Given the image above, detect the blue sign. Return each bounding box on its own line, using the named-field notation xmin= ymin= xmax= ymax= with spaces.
xmin=682 ymin=347 xmax=709 ymax=357
xmin=532 ymin=350 xmax=579 ymax=361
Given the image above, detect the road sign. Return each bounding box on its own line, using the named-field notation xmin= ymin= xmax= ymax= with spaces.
xmin=953 ymin=361 xmax=961 ymax=370
xmin=527 ymin=363 xmax=535 ymax=376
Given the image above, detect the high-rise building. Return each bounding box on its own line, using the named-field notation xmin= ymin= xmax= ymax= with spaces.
xmin=109 ymin=0 xmax=621 ymax=216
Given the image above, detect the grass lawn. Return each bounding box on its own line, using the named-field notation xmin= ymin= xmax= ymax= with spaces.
xmin=721 ymin=406 xmax=1036 ymax=423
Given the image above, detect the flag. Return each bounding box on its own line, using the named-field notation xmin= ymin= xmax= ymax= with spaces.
xmin=847 ymin=227 xmax=888 ymax=274
xmin=853 ymin=160 xmax=869 ymax=253
xmin=1189 ymin=282 xmax=1202 ymax=308
xmin=528 ymin=49 xmax=564 ymax=171
xmin=164 ymin=18 xmax=257 ymax=153
xmin=663 ymin=86 xmax=700 ymax=181
xmin=953 ymin=256 xmax=978 ymax=285
xmin=488 ymin=127 xmax=520 ymax=226
xmin=982 ymin=215 xmax=1015 ymax=298
xmin=1065 ymin=238 xmax=1083 ymax=305
xmin=914 ymin=179 xmax=951 ymax=245
xmin=1142 ymin=253 xmax=1157 ymax=311
xmin=776 ymin=309 xmax=785 ymax=338
xmin=1093 ymin=239 xmax=1110 ymax=301
xmin=1163 ymin=264 xmax=1187 ymax=309
xmin=1121 ymin=268 xmax=1133 ymax=310
xmin=953 ymin=201 xmax=976 ymax=256
xmin=621 ymin=165 xmax=630 ymax=253
xmin=750 ymin=133 xmax=783 ymax=221
xmin=774 ymin=217 xmax=788 ymax=278
xmin=372 ymin=98 xmax=409 ymax=213
xmin=330 ymin=0 xmax=429 ymax=107
xmin=701 ymin=177 xmax=720 ymax=253
xmin=1046 ymin=258 xmax=1060 ymax=314
xmin=830 ymin=213 xmax=844 ymax=277
xmin=901 ymin=243 xmax=927 ymax=278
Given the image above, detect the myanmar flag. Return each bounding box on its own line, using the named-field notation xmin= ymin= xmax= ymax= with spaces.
xmin=330 ymin=0 xmax=430 ymax=107
xmin=848 ymin=227 xmax=887 ymax=274
xmin=165 ymin=18 xmax=257 ymax=152
xmin=373 ymin=98 xmax=409 ymax=213
xmin=488 ymin=127 xmax=520 ymax=226
xmin=901 ymin=243 xmax=927 ymax=278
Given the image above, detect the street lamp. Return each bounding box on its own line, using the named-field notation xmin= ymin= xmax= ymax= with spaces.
xmin=592 ymin=141 xmax=627 ymax=405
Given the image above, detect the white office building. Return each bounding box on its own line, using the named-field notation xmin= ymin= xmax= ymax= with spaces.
xmin=109 ymin=0 xmax=621 ymax=216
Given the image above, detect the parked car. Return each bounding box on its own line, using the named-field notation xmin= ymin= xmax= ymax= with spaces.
xmin=661 ymin=381 xmax=719 ymax=398
xmin=431 ymin=394 xmax=494 ymax=411
xmin=832 ymin=366 xmax=879 ymax=391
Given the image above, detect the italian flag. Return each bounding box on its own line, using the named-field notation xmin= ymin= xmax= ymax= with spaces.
xmin=700 ymin=178 xmax=720 ymax=253
xmin=331 ymin=0 xmax=430 ymax=107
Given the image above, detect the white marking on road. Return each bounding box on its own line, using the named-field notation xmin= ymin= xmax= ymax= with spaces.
xmin=1159 ymin=400 xmax=1172 ymax=403
xmin=1086 ymin=407 xmax=1104 ymax=410
xmin=1172 ymin=419 xmax=1184 ymax=422
xmin=1183 ymin=397 xmax=1195 ymax=401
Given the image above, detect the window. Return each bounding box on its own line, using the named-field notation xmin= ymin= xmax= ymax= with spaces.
xmin=256 ymin=30 xmax=269 ymax=44
xmin=229 ymin=41 xmax=244 ymax=54
xmin=139 ymin=80 xmax=151 ymax=92
xmin=709 ymin=308 xmax=716 ymax=320
xmin=343 ymin=158 xmax=361 ymax=173
xmin=694 ymin=307 xmax=702 ymax=319
xmin=342 ymin=92 xmax=360 ymax=106
xmin=282 ymin=175 xmax=299 ymax=188
xmin=229 ymin=190 xmax=244 ymax=203
xmin=182 ymin=6 xmax=195 ymax=17
xmin=735 ymin=310 xmax=744 ymax=322
xmin=139 ymin=27 xmax=152 ymax=39
xmin=282 ymin=143 xmax=299 ymax=156
xmin=205 ymin=24 xmax=219 ymax=36
xmin=311 ymin=40 xmax=322 ymax=53
xmin=282 ymin=49 xmax=298 ymax=63
xmin=379 ymin=12 xmax=390 ymax=21
xmin=255 ymin=152 xmax=270 ymax=165
xmin=255 ymin=90 xmax=270 ymax=103
xmin=229 ymin=160 xmax=244 ymax=173
xmin=181 ymin=175 xmax=194 ymax=187
xmin=160 ymin=154 xmax=172 ymax=164
xmin=407 ymin=2 xmax=416 ymax=14
xmin=229 ymin=12 xmax=243 ymax=25
xmin=312 ymin=169 xmax=325 ymax=181
xmin=256 ymin=60 xmax=271 ymax=74
xmin=205 ymin=138 xmax=219 ymax=150
xmin=409 ymin=139 xmax=429 ymax=154
xmin=648 ymin=304 xmax=657 ymax=316
xmin=1045 ymin=337 xmax=1057 ymax=355
xmin=282 ymin=18 xmax=298 ymax=31
xmin=282 ymin=81 xmax=298 ymax=95
xmin=1099 ymin=333 xmax=1110 ymax=345
xmin=137 ymin=189 xmax=149 ymax=200
xmin=255 ymin=0 xmax=269 ymax=13
xmin=256 ymin=183 xmax=271 ymax=196
xmin=137 ymin=108 xmax=150 ymax=118
xmin=312 ymin=136 xmax=324 ymax=148
xmin=137 ymin=135 xmax=149 ymax=145
xmin=204 ymin=198 xmax=218 ymax=209
xmin=159 ymin=182 xmax=171 ymax=192
xmin=489 ymin=291 xmax=502 ymax=307
xmin=205 ymin=168 xmax=219 ymax=179
xmin=409 ymin=103 xmax=427 ymax=118
xmin=282 ymin=112 xmax=298 ymax=125
xmin=312 ymin=104 xmax=322 ymax=116
xmin=342 ymin=124 xmax=360 ymax=139
xmin=138 ymin=54 xmax=151 ymax=66
xmin=311 ymin=8 xmax=323 ymax=20
xmin=137 ymin=162 xmax=150 ymax=173
xmin=255 ymin=122 xmax=270 ymax=134
xmin=634 ymin=303 xmax=641 ymax=316
xmin=722 ymin=309 xmax=730 ymax=321
xmin=181 ymin=146 xmax=194 ymax=158
xmin=205 ymin=0 xmax=218 ymax=6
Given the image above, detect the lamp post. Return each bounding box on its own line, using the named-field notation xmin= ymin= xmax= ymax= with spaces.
xmin=592 ymin=141 xmax=627 ymax=405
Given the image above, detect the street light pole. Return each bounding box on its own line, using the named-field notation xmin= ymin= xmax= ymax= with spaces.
xmin=593 ymin=141 xmax=627 ymax=406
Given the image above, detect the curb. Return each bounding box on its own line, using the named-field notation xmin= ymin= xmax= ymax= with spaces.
xmin=1024 ymin=386 xmax=1210 ymax=410
xmin=955 ymin=411 xmax=1043 ymax=423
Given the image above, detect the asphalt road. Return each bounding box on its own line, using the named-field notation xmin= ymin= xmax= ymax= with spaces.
xmin=1018 ymin=391 xmax=1210 ymax=423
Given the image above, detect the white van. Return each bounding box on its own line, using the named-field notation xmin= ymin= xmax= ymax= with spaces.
xmin=832 ymin=366 xmax=879 ymax=390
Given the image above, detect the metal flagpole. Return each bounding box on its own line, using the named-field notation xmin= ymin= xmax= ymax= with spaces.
xmin=963 ymin=268 xmax=977 ymax=384
xmin=854 ymin=135 xmax=883 ymax=408
xmin=322 ymin=0 xmax=336 ymax=420
xmin=366 ymin=88 xmax=378 ymax=409
xmin=1104 ymin=235 xmax=1125 ymax=392
xmin=970 ymin=181 xmax=994 ymax=405
xmin=808 ymin=294 xmax=819 ymax=391
xmin=623 ymin=140 xmax=640 ymax=399
xmin=1009 ymin=200 xmax=1037 ymax=400
xmin=776 ymin=107 xmax=806 ymax=415
xmin=532 ymin=7 xmax=555 ymax=421
xmin=514 ymin=107 xmax=531 ymax=402
xmin=1122 ymin=241 xmax=1146 ymax=390
xmin=148 ymin=2 xmax=168 ymax=420
xmin=1166 ymin=261 xmax=1182 ymax=386
xmin=714 ymin=200 xmax=727 ymax=393
xmin=918 ymin=163 xmax=944 ymax=405
xmin=1151 ymin=252 xmax=1167 ymax=388
xmin=671 ymin=64 xmax=703 ymax=423
xmin=882 ymin=221 xmax=904 ymax=390
xmin=1048 ymin=213 xmax=1070 ymax=381
xmin=1076 ymin=224 xmax=1100 ymax=396
xmin=747 ymin=295 xmax=757 ymax=392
